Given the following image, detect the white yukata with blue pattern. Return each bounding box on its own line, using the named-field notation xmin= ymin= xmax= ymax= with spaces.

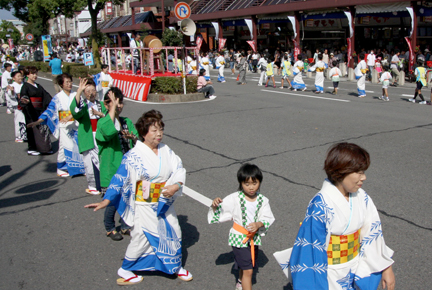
xmin=274 ymin=179 xmax=394 ymax=290
xmin=104 ymin=141 xmax=186 ymax=275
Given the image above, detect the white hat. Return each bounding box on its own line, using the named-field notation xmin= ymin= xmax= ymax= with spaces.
xmin=425 ymin=48 xmax=430 ymax=53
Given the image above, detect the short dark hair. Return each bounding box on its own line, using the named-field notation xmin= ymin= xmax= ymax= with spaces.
xmin=237 ymin=163 xmax=263 ymax=191
xmin=359 ymin=53 xmax=365 ymax=60
xmin=11 ymin=71 xmax=22 ymax=78
xmin=332 ymin=61 xmax=338 ymax=67
xmin=4 ymin=63 xmax=11 ymax=69
xmin=52 ymin=52 xmax=58 ymax=58
xmin=199 ymin=68 xmax=206 ymax=76
xmin=24 ymin=66 xmax=38 ymax=75
xmin=135 ymin=110 xmax=164 ymax=139
xmin=297 ymin=54 xmax=303 ymax=60
xmin=104 ymin=87 xmax=124 ymax=102
xmin=324 ymin=142 xmax=370 ymax=185
xmin=85 ymin=78 xmax=96 ymax=87
xmin=57 ymin=73 xmax=73 ymax=88
xmin=101 ymin=64 xmax=108 ymax=69
xmin=318 ymin=53 xmax=323 ymax=60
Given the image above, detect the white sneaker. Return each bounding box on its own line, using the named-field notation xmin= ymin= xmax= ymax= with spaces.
xmin=320 ymin=91 xmax=323 ymax=94
xmin=6 ymin=109 xmax=12 ymax=114
xmin=419 ymin=101 xmax=427 ymax=105
xmin=209 ymin=95 xmax=217 ymax=99
xmin=27 ymin=150 xmax=40 ymax=156
xmin=302 ymin=87 xmax=307 ymax=91
xmin=221 ymin=81 xmax=226 ymax=83
xmin=279 ymin=86 xmax=284 ymax=89
xmin=385 ymin=97 xmax=390 ymax=101
xmin=293 ymin=89 xmax=297 ymax=91
xmin=379 ymin=96 xmax=384 ymax=100
xmin=257 ymin=84 xmax=262 ymax=86
xmin=408 ymin=98 xmax=416 ymax=103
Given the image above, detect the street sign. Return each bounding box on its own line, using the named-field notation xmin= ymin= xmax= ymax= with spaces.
xmin=174 ymin=2 xmax=191 ymax=20
xmin=26 ymin=33 xmax=34 ymax=41
xmin=83 ymin=52 xmax=94 ymax=66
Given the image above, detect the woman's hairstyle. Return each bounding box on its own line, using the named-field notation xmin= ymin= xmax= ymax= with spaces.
xmin=332 ymin=60 xmax=338 ymax=67
xmin=324 ymin=142 xmax=370 ymax=185
xmin=359 ymin=53 xmax=365 ymax=60
xmin=135 ymin=109 xmax=165 ymax=139
xmin=24 ymin=66 xmax=38 ymax=76
xmin=101 ymin=64 xmax=108 ymax=69
xmin=85 ymin=78 xmax=96 ymax=87
xmin=57 ymin=73 xmax=73 ymax=88
xmin=297 ymin=54 xmax=303 ymax=60
xmin=104 ymin=87 xmax=124 ymax=102
xmin=199 ymin=68 xmax=206 ymax=76
xmin=318 ymin=53 xmax=323 ymax=60
xmin=11 ymin=71 xmax=22 ymax=78
xmin=237 ymin=163 xmax=263 ymax=191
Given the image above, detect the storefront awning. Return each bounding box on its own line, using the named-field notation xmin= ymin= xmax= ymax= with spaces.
xmin=356 ymin=2 xmax=410 ymax=14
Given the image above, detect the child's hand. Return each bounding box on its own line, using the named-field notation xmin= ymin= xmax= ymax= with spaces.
xmin=211 ymin=197 xmax=222 ymax=210
xmin=246 ymin=222 xmax=264 ymax=233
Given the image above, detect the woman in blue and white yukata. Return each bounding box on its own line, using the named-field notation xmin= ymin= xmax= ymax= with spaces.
xmin=355 ymin=53 xmax=368 ymax=98
xmin=85 ymin=110 xmax=193 ymax=286
xmin=292 ymin=54 xmax=307 ymax=91
xmin=308 ymin=53 xmax=327 ymax=94
xmin=274 ymin=142 xmax=395 ymax=290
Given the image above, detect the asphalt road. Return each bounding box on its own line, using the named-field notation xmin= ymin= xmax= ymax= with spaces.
xmin=1 ymin=69 xmax=431 ymax=290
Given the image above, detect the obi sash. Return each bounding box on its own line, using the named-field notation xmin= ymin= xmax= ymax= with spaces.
xmin=316 ymin=67 xmax=325 ymax=72
xmin=90 ymin=119 xmax=98 ymax=132
xmin=101 ymin=81 xmax=109 ymax=88
xmin=59 ymin=110 xmax=74 ymax=121
xmin=233 ymin=222 xmax=258 ymax=267
xmin=30 ymin=97 xmax=43 ymax=109
xmin=327 ymin=229 xmax=360 ymax=265
xmin=135 ymin=181 xmax=166 ymax=203
xmin=360 ymin=69 xmax=368 ymax=74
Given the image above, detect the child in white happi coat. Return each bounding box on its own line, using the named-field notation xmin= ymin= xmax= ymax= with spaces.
xmin=94 ymin=64 xmax=114 ymax=102
xmin=215 ymin=52 xmax=226 ymax=83
xmin=292 ymin=55 xmax=307 ymax=91
xmin=355 ymin=53 xmax=368 ymax=98
xmin=329 ymin=61 xmax=342 ymax=95
xmin=209 ymin=164 xmax=275 ymax=290
xmin=6 ymin=71 xmax=27 ymax=142
xmin=308 ymin=53 xmax=327 ymax=94
xmin=379 ymin=67 xmax=393 ymax=101
xmin=200 ymin=53 xmax=211 ymax=81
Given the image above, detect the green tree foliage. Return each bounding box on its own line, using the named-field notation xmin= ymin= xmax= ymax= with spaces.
xmin=161 ymin=28 xmax=183 ymax=47
xmin=0 ymin=21 xmax=22 ymax=45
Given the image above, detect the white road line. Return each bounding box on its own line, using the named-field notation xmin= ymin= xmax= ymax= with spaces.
xmin=183 ymin=185 xmax=212 ymax=207
xmin=261 ymin=89 xmax=351 ymax=102
xmin=402 ymin=94 xmax=413 ymax=97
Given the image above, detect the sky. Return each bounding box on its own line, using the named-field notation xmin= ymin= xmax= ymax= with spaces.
xmin=0 ymin=9 xmax=18 ymax=21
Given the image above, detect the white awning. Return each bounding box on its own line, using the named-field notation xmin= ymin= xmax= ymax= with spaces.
xmin=356 ymin=2 xmax=410 ymax=14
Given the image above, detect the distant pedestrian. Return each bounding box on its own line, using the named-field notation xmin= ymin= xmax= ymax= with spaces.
xmin=292 ymin=55 xmax=306 ymax=91
xmin=355 ymin=53 xmax=367 ymax=98
xmin=215 ymin=52 xmax=226 ymax=83
xmin=265 ymin=57 xmax=276 ymax=88
xmin=409 ymin=59 xmax=427 ymax=104
xmin=257 ymin=54 xmax=267 ymax=86
xmin=329 ymin=61 xmax=342 ymax=95
xmin=280 ymin=54 xmax=292 ymax=89
xmin=390 ymin=50 xmax=401 ymax=87
xmin=379 ymin=66 xmax=392 ymax=101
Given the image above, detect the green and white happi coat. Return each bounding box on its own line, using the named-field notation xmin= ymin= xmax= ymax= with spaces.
xmin=208 ymin=191 xmax=275 ymax=248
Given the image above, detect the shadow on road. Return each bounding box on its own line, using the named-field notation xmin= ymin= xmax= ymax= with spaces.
xmin=0 ymin=165 xmax=12 ymax=177
xmin=178 ymin=215 xmax=199 ymax=266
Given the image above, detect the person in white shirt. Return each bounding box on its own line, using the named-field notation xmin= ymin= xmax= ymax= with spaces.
xmin=379 ymin=67 xmax=393 ymax=102
xmin=390 ymin=50 xmax=400 ymax=86
xmin=1 ymin=62 xmax=13 ymax=111
xmin=94 ymin=64 xmax=114 ymax=101
xmin=129 ymin=33 xmax=142 ymax=74
xmin=329 ymin=61 xmax=342 ymax=95
xmin=6 ymin=71 xmax=26 ymax=142
xmin=257 ymin=54 xmax=267 ymax=86
xmin=354 ymin=53 xmax=368 ymax=98
xmin=367 ymin=50 xmax=376 ymax=81
xmin=215 ymin=52 xmax=226 ymax=83
xmin=200 ymin=52 xmax=211 ymax=81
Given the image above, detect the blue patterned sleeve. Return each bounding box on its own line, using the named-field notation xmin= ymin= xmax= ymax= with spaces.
xmin=290 ymin=194 xmax=329 ymax=290
xmin=103 ymin=160 xmax=130 ymax=209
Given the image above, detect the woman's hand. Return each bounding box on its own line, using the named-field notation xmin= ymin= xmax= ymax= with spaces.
xmin=161 ymin=184 xmax=180 ymax=198
xmin=381 ymin=265 xmax=395 ymax=290
xmin=60 ymin=114 xmax=73 ymax=124
xmin=84 ymin=199 xmax=110 ymax=212
xmin=27 ymin=118 xmax=43 ymax=128
xmin=91 ymin=108 xmax=104 ymax=117
xmin=122 ymin=130 xmax=137 ymax=141
xmin=20 ymin=98 xmax=29 ymax=104
xmin=211 ymin=197 xmax=223 ymax=211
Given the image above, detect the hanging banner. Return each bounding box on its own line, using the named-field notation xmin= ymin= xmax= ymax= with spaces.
xmin=7 ymin=39 xmax=14 ymax=49
xmin=347 ymin=38 xmax=352 ymax=67
xmin=245 ymin=19 xmax=254 ymax=40
xmin=292 ymin=39 xmax=300 ymax=62
xmin=219 ymin=38 xmax=226 ymax=51
xmin=246 ymin=40 xmax=256 ymax=52
xmin=41 ymin=35 xmax=53 ymax=62
xmin=406 ymin=7 xmax=414 ymax=37
xmin=287 ymin=16 xmax=297 ymax=40
xmin=196 ymin=36 xmax=203 ymax=51
xmin=404 ymin=37 xmax=414 ymax=72
xmin=344 ymin=11 xmax=354 ymax=38
xmin=211 ymin=22 xmax=219 ymax=40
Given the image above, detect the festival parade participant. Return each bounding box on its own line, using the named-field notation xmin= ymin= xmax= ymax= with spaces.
xmin=200 ymin=52 xmax=211 ymax=81
xmin=308 ymin=53 xmax=327 ymax=94
xmin=20 ymin=66 xmax=53 ymax=155
xmin=6 ymin=71 xmax=27 ymax=142
xmin=280 ymin=53 xmax=292 ymax=89
xmin=85 ymin=110 xmax=193 ymax=285
xmin=329 ymin=61 xmax=342 ymax=95
xmin=70 ymin=78 xmax=107 ymax=195
xmin=379 ymin=66 xmax=393 ymax=102
xmin=215 ymin=52 xmax=226 ymax=83
xmin=209 ymin=163 xmax=275 ymax=290
xmin=93 ymin=64 xmax=113 ymax=102
xmin=355 ymin=53 xmax=368 ymax=98
xmin=274 ymin=142 xmax=395 ymax=290
xmin=27 ymin=73 xmax=85 ymax=177
xmin=292 ymin=55 xmax=307 ymax=91
xmin=409 ymin=59 xmax=428 ymax=104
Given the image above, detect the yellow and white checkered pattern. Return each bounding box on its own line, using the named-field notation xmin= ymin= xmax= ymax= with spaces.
xmin=327 ymin=229 xmax=360 ymax=265
xmin=135 ymin=181 xmax=166 ymax=203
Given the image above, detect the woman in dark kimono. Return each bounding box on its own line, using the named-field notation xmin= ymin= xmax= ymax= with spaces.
xmin=20 ymin=66 xmax=52 ymax=155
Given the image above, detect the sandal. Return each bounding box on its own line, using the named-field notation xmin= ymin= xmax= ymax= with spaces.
xmin=107 ymin=230 xmax=123 ymax=241
xmin=86 ymin=188 xmax=101 ymax=195
xmin=177 ymin=267 xmax=193 ymax=282
xmin=121 ymin=229 xmax=131 ymax=235
xmin=116 ymin=275 xmax=143 ymax=285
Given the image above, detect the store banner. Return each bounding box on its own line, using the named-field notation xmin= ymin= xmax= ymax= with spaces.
xmin=41 ymin=35 xmax=53 ymax=62
xmin=111 ymin=72 xmax=152 ymax=102
xmin=196 ymin=36 xmax=203 ymax=51
xmin=211 ymin=22 xmax=219 ymax=40
xmin=287 ymin=16 xmax=297 ymax=40
xmin=347 ymin=38 xmax=352 ymax=67
xmin=406 ymin=7 xmax=414 ymax=37
xmin=247 ymin=40 xmax=256 ymax=52
xmin=7 ymin=39 xmax=14 ymax=49
xmin=344 ymin=11 xmax=353 ymax=38
xmin=404 ymin=37 xmax=414 ymax=72
xmin=219 ymin=38 xmax=226 ymax=51
xmin=245 ymin=19 xmax=254 ymax=40
xmin=293 ymin=39 xmax=300 ymax=62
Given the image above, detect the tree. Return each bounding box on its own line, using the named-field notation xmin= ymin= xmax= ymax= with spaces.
xmin=161 ymin=28 xmax=183 ymax=47
xmin=87 ymin=0 xmax=125 ymax=68
xmin=0 ymin=21 xmax=22 ymax=46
